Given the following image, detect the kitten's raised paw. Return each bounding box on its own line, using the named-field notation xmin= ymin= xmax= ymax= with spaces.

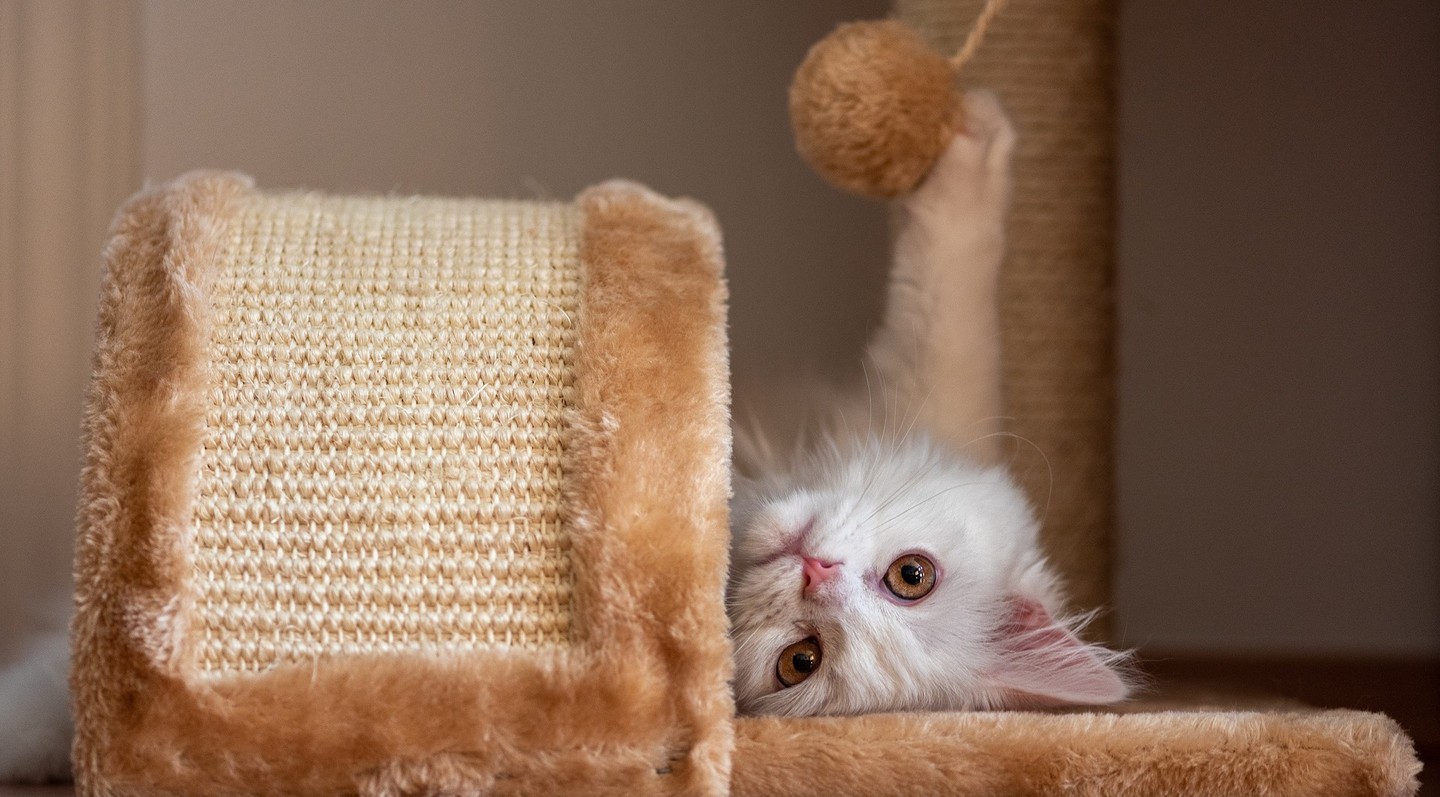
xmin=904 ymin=89 xmax=1015 ymax=217
xmin=959 ymin=90 xmax=1015 ymax=156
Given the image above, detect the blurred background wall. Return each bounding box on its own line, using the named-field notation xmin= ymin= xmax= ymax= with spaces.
xmin=1 ymin=0 xmax=1435 ymax=661
xmin=1115 ymin=1 xmax=1438 ymax=654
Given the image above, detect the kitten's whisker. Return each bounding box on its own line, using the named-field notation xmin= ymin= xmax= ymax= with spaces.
xmin=834 ymin=402 xmax=857 ymax=451
xmin=896 ymin=380 xmax=938 ymax=450
xmin=963 ymin=414 xmax=1017 ymax=429
xmin=834 ymin=422 xmax=896 ymax=530
xmin=861 ymin=357 xmax=876 ymax=443
xmin=962 ymin=430 xmax=1054 ymax=525
xmin=855 ymin=448 xmax=948 ymax=528
xmin=901 ymin=315 xmax=928 ymax=446
xmin=837 ymin=433 xmax=907 ymax=532
xmin=875 ymin=481 xmax=983 ymax=528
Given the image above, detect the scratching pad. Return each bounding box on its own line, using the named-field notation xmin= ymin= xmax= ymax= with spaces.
xmin=72 ymin=174 xmax=1419 ymax=797
xmin=194 ymin=193 xmax=579 ymax=673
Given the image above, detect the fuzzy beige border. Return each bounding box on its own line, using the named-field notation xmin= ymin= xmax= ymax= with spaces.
xmin=733 ymin=709 xmax=1420 ymax=797
xmin=71 ymin=174 xmax=734 ymax=796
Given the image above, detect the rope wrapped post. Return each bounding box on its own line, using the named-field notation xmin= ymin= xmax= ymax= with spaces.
xmin=895 ymin=0 xmax=1118 ymax=634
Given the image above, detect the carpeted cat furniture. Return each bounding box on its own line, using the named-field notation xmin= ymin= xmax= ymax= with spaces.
xmin=71 ymin=10 xmax=1420 ymax=794
xmin=71 ymin=174 xmax=736 ymax=796
xmin=71 ymin=172 xmax=1420 ymax=796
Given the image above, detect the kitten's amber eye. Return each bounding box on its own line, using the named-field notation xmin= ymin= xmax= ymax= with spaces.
xmin=776 ymin=637 xmax=822 ymax=687
xmin=884 ymin=554 xmax=936 ymax=600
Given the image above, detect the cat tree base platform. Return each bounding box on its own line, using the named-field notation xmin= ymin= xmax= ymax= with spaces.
xmin=737 ymin=705 xmax=1418 ymax=796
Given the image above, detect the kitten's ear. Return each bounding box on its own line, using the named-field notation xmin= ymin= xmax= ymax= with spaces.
xmin=988 ymin=596 xmax=1130 ymax=706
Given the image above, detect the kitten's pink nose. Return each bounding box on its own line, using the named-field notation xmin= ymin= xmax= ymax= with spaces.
xmin=801 ymin=556 xmax=841 ymax=594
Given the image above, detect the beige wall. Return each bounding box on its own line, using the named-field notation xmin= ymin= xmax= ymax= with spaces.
xmin=1115 ymin=1 xmax=1439 ymax=654
xmin=1 ymin=1 xmax=1435 ymax=659
xmin=140 ymin=0 xmax=892 ymax=390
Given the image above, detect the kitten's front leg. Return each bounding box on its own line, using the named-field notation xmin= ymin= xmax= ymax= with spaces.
xmin=865 ymin=90 xmax=1017 ymax=463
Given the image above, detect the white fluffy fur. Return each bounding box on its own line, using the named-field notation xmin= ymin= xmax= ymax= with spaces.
xmin=728 ymin=432 xmax=1130 ymax=716
xmin=0 ymin=630 xmax=73 ymax=783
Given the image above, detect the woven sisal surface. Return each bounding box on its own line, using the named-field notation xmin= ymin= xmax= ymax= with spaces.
xmin=896 ymin=0 xmax=1117 ymax=631
xmin=191 ymin=193 xmax=580 ymax=675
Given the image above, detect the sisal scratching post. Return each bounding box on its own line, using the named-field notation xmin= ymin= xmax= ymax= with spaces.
xmin=895 ymin=0 xmax=1118 ymax=632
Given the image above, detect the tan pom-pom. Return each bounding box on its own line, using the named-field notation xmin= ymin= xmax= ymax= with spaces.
xmin=789 ymin=20 xmax=958 ymax=199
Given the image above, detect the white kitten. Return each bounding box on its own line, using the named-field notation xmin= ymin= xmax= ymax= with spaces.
xmin=728 ymin=431 xmax=1130 ymax=716
xmin=727 ymin=91 xmax=1130 ymax=716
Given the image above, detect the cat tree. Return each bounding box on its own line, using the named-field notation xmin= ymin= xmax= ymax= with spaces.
xmin=69 ymin=2 xmax=1419 ymax=795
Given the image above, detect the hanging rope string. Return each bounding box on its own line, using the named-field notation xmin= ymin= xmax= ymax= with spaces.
xmin=950 ymin=0 xmax=1010 ymax=70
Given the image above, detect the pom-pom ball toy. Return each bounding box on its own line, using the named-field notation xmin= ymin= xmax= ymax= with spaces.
xmin=788 ymin=0 xmax=1008 ymax=198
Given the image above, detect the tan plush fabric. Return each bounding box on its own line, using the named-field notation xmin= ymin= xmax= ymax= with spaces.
xmin=70 ymin=173 xmax=733 ymax=796
xmin=733 ymin=709 xmax=1421 ymax=797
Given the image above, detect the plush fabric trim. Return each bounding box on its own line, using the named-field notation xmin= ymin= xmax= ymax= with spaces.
xmin=71 ymin=171 xmax=255 ymax=796
xmin=733 ymin=709 xmax=1420 ymax=797
xmin=71 ymin=174 xmax=733 ymax=796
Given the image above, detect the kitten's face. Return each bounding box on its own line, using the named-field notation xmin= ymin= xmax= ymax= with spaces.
xmin=728 ymin=437 xmax=1127 ymax=716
